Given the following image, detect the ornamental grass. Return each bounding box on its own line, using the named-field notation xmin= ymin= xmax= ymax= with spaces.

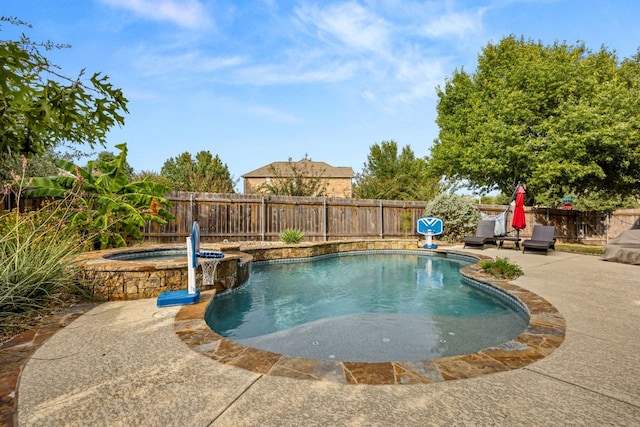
xmin=0 ymin=175 xmax=94 ymax=341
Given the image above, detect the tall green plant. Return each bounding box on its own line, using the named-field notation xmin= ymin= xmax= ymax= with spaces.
xmin=25 ymin=143 xmax=174 ymax=249
xmin=0 ymin=189 xmax=87 ymax=333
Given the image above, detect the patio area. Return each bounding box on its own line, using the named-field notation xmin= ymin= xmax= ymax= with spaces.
xmin=7 ymin=246 xmax=640 ymax=426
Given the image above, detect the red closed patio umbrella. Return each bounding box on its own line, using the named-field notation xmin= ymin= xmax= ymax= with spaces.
xmin=512 ymin=184 xmax=526 ymax=239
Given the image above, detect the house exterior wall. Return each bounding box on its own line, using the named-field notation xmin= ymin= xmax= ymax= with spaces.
xmin=243 ymin=177 xmax=266 ymax=195
xmin=324 ymin=177 xmax=353 ymax=198
xmin=243 ymin=176 xmax=353 ymax=198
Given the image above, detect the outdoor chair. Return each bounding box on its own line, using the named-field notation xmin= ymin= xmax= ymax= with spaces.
xmin=463 ymin=220 xmax=497 ymax=249
xmin=522 ymin=225 xmax=556 ymax=255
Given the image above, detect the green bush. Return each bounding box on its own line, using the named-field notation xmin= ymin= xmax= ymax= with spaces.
xmin=279 ymin=228 xmax=305 ymax=244
xmin=424 ymin=193 xmax=481 ymax=242
xmin=0 ymin=201 xmax=86 ymax=334
xmin=480 ymin=257 xmax=524 ymax=279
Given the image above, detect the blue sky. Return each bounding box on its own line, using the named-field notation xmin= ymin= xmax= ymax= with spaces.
xmin=3 ymin=1 xmax=640 ymax=190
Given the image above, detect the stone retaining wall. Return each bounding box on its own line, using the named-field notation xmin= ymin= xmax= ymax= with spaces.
xmin=73 ymin=240 xmax=422 ymax=300
xmin=73 ymin=245 xmax=251 ymax=300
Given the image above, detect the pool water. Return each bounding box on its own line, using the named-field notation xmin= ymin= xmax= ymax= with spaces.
xmin=205 ymin=252 xmax=528 ymax=362
xmin=106 ymin=250 xmax=187 ymax=262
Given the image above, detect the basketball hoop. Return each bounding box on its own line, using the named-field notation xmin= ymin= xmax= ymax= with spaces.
xmin=200 ymin=257 xmax=220 ymax=286
xmin=417 ymin=217 xmax=444 ymax=249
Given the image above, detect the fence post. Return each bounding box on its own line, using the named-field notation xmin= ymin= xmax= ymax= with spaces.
xmin=260 ymin=197 xmax=265 ymax=241
xmin=323 ymin=198 xmax=328 ymax=241
xmin=379 ymin=200 xmax=384 ymax=238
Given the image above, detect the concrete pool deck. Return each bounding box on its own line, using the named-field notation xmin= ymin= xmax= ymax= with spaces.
xmin=9 ymin=247 xmax=640 ymax=426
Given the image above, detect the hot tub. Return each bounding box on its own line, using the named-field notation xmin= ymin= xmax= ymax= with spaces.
xmin=73 ymin=244 xmax=251 ymax=300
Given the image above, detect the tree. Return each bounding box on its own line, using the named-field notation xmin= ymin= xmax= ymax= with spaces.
xmin=0 ymin=17 xmax=128 ymax=157
xmin=132 ymin=170 xmax=174 ymax=190
xmin=258 ymin=156 xmax=328 ymax=197
xmin=0 ymin=150 xmax=58 ymax=183
xmin=353 ymin=140 xmax=440 ymax=201
xmin=160 ymin=151 xmax=235 ymax=193
xmin=93 ymin=150 xmax=134 ymax=177
xmin=25 ymin=143 xmax=174 ymax=249
xmin=430 ymin=36 xmax=640 ymax=208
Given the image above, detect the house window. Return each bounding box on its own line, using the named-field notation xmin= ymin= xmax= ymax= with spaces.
xmin=265 ymin=177 xmax=270 ymax=184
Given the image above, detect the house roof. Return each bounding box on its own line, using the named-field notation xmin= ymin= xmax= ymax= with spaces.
xmin=242 ymin=159 xmax=353 ymax=178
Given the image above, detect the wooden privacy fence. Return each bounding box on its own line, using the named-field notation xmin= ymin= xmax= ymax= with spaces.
xmin=143 ymin=192 xmax=640 ymax=245
xmin=477 ymin=205 xmax=640 ymax=245
xmin=144 ymin=192 xmax=427 ymax=243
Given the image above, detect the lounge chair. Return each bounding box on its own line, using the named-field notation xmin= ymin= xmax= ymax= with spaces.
xmin=522 ymin=225 xmax=556 ymax=255
xmin=463 ymin=220 xmax=497 ymax=248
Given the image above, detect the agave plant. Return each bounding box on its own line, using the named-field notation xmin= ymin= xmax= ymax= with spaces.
xmin=279 ymin=228 xmax=305 ymax=244
xmin=25 ymin=143 xmax=175 ymax=249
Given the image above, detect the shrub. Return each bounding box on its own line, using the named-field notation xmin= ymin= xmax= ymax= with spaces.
xmin=424 ymin=193 xmax=481 ymax=242
xmin=0 ymin=201 xmax=87 ymax=335
xmin=480 ymin=257 xmax=524 ymax=279
xmin=279 ymin=228 xmax=305 ymax=244
xmin=25 ymin=143 xmax=175 ymax=249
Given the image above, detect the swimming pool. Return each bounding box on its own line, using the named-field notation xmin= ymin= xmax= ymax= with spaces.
xmin=205 ymin=251 xmax=528 ymax=362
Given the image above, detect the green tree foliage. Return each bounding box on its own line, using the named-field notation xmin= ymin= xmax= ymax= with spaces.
xmin=430 ymin=36 xmax=640 ymax=208
xmin=259 ymin=156 xmax=327 ymax=197
xmin=354 ymin=141 xmax=440 ymax=201
xmin=24 ymin=143 xmax=174 ymax=249
xmin=424 ymin=193 xmax=481 ymax=242
xmin=133 ymin=170 xmax=174 ymax=190
xmin=160 ymin=151 xmax=235 ymax=193
xmin=93 ymin=150 xmax=134 ymax=177
xmin=0 ymin=17 xmax=128 ymax=157
xmin=1 ymin=150 xmax=58 ymax=183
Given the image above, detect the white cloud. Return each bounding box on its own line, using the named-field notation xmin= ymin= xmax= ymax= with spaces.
xmin=234 ymin=62 xmax=357 ymax=85
xmin=102 ymin=0 xmax=212 ymax=29
xmin=111 ymin=1 xmax=487 ymax=109
xmin=133 ymin=49 xmax=246 ymax=77
xmin=391 ymin=58 xmax=446 ymax=103
xmin=286 ymin=2 xmax=458 ymax=106
xmin=295 ymin=2 xmax=391 ymax=53
xmin=420 ymin=10 xmax=485 ymax=38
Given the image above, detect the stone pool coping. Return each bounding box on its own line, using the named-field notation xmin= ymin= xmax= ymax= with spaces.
xmin=174 ymin=241 xmax=565 ymax=385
